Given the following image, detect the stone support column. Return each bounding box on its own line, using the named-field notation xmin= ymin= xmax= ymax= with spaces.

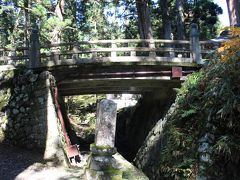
xmin=87 ymin=99 xmax=122 ymax=179
xmin=190 ymin=23 xmax=202 ymax=64
xmin=95 ymin=99 xmax=117 ymax=148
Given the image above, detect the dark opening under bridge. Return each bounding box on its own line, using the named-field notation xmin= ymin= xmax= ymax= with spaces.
xmin=0 ymin=25 xmax=221 ymax=95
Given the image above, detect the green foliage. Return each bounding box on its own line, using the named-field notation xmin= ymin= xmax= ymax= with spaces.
xmin=185 ymin=0 xmax=223 ymax=39
xmin=66 ymin=94 xmax=106 ymax=126
xmin=32 ymin=4 xmax=47 ymax=17
xmin=158 ymin=48 xmax=240 ymax=179
xmin=0 ymin=0 xmax=223 ymax=48
xmin=0 ymin=89 xmax=11 ymax=111
xmin=158 ymin=71 xmax=203 ymax=179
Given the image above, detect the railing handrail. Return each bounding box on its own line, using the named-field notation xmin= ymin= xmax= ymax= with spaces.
xmin=0 ymin=39 xmax=223 ymax=50
xmin=0 ymin=47 xmax=29 ymax=51
xmin=1 ymin=24 xmax=223 ymax=68
xmin=40 ymin=39 xmax=191 ymax=48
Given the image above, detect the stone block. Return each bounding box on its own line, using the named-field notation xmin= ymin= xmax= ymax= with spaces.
xmin=95 ymin=99 xmax=117 ymax=148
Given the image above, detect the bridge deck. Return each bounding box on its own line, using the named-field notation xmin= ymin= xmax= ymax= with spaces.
xmin=0 ymin=37 xmax=219 ymax=95
xmin=48 ymin=61 xmax=199 ymax=95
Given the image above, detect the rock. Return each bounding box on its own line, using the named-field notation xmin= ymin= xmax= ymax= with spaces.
xmin=7 ymin=121 xmax=13 ymax=128
xmin=15 ymin=123 xmax=20 ymax=129
xmin=10 ymin=101 xmax=16 ymax=107
xmin=14 ymin=87 xmax=20 ymax=93
xmin=40 ymin=71 xmax=50 ymax=79
xmin=25 ymin=70 xmax=33 ymax=76
xmin=38 ymin=97 xmax=44 ymax=105
xmin=200 ymin=153 xmax=211 ymax=163
xmin=13 ymin=109 xmax=19 ymax=115
xmin=198 ymin=142 xmax=209 ymax=153
xmin=23 ymin=97 xmax=29 ymax=102
xmin=19 ymin=94 xmax=24 ymax=98
xmin=20 ymin=107 xmax=25 ymax=113
xmin=29 ymin=74 xmax=38 ymax=82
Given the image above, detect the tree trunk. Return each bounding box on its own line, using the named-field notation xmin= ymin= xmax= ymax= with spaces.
xmin=176 ymin=0 xmax=185 ymax=40
xmin=136 ymin=0 xmax=153 ymax=39
xmin=24 ymin=0 xmax=30 ymax=52
xmin=226 ymin=0 xmax=240 ymax=26
xmin=160 ymin=0 xmax=172 ymax=40
xmin=51 ymin=0 xmax=64 ymax=44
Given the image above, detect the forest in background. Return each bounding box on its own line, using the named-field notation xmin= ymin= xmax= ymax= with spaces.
xmin=1 ymin=0 xmax=233 ymax=49
xmin=0 ymin=1 xmax=240 ymax=179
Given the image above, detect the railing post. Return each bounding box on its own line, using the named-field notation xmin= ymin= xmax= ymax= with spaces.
xmin=72 ymin=44 xmax=79 ymax=60
xmin=190 ymin=23 xmax=202 ymax=64
xmin=111 ymin=42 xmax=117 ymax=58
xmin=130 ymin=50 xmax=136 ymax=57
xmin=92 ymin=43 xmax=97 ymax=58
xmin=29 ymin=28 xmax=40 ymax=68
xmin=50 ymin=46 xmax=60 ymax=62
xmin=149 ymin=39 xmax=156 ymax=57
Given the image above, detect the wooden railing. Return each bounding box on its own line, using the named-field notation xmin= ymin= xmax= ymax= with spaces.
xmin=0 ymin=24 xmax=222 ymax=68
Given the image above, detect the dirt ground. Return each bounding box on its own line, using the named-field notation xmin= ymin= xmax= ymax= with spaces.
xmin=0 ymin=144 xmax=85 ymax=180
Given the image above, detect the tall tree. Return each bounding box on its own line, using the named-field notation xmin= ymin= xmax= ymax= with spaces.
xmin=226 ymin=0 xmax=240 ymax=26
xmin=79 ymin=1 xmax=108 ymax=40
xmin=176 ymin=0 xmax=185 ymax=39
xmin=135 ymin=0 xmax=153 ymax=39
xmin=51 ymin=0 xmax=65 ymax=44
xmin=190 ymin=0 xmax=222 ymax=39
xmin=160 ymin=0 xmax=172 ymax=40
xmin=23 ymin=0 xmax=30 ymax=48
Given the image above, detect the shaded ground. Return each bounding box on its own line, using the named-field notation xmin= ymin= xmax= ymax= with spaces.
xmin=0 ymin=143 xmax=148 ymax=180
xmin=0 ymin=143 xmax=85 ymax=180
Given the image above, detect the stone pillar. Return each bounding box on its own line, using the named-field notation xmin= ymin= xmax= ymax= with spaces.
xmin=190 ymin=23 xmax=202 ymax=64
xmin=87 ymin=99 xmax=122 ymax=179
xmin=95 ymin=99 xmax=117 ymax=147
xmin=29 ymin=29 xmax=40 ymax=68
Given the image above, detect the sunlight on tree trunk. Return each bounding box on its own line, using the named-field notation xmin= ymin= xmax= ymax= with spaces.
xmin=51 ymin=0 xmax=64 ymax=44
xmin=176 ymin=0 xmax=185 ymax=40
xmin=160 ymin=0 xmax=172 ymax=40
xmin=136 ymin=0 xmax=153 ymax=39
xmin=226 ymin=0 xmax=240 ymax=26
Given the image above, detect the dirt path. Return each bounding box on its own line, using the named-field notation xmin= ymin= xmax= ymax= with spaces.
xmin=0 ymin=144 xmax=85 ymax=180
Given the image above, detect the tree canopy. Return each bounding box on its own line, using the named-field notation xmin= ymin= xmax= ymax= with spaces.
xmin=0 ymin=0 xmax=224 ymax=47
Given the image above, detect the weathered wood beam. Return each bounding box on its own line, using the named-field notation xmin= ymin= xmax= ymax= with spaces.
xmin=0 ymin=55 xmax=29 ymax=61
xmin=39 ymin=57 xmax=196 ymax=68
xmin=39 ymin=47 xmax=190 ymax=57
xmin=40 ymin=39 xmax=191 ymax=48
xmin=47 ymin=63 xmax=196 ymax=82
xmin=58 ymin=78 xmax=181 ymax=90
xmin=0 ymin=47 xmax=28 ymax=51
xmin=58 ymin=78 xmax=181 ymax=96
xmin=60 ymin=89 xmax=155 ymax=96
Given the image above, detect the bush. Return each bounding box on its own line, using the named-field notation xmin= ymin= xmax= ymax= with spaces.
xmin=158 ymin=29 xmax=240 ymax=179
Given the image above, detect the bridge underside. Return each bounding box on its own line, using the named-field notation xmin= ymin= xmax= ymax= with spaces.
xmin=39 ymin=61 xmax=199 ymax=96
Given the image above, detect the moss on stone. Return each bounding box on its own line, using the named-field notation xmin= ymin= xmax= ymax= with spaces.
xmin=105 ymin=167 xmax=122 ymax=174
xmin=87 ymin=168 xmax=123 ymax=180
xmin=90 ymin=143 xmax=113 ymax=150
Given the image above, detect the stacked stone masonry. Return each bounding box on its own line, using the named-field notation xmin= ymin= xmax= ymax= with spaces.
xmin=0 ymin=68 xmax=65 ymax=163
